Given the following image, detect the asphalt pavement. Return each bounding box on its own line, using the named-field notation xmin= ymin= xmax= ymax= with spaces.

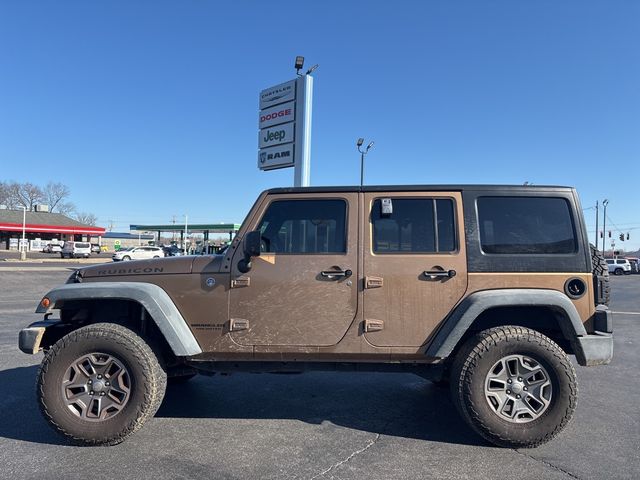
xmin=0 ymin=269 xmax=638 ymax=480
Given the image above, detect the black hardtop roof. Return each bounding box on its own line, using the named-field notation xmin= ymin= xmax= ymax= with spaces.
xmin=265 ymin=184 xmax=575 ymax=194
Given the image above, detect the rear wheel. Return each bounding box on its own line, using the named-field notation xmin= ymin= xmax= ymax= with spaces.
xmin=450 ymin=326 xmax=577 ymax=448
xmin=37 ymin=323 xmax=166 ymax=446
xmin=614 ymin=268 xmax=623 ymax=276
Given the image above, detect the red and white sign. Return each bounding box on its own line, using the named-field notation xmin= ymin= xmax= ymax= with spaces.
xmin=259 ymin=101 xmax=295 ymax=129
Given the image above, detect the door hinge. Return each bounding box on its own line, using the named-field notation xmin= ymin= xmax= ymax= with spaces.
xmin=365 ymin=276 xmax=384 ymax=289
xmin=230 ymin=318 xmax=250 ymax=331
xmin=364 ymin=319 xmax=384 ymax=332
xmin=231 ymin=277 xmax=250 ymax=288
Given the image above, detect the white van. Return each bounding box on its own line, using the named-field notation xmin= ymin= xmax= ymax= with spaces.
xmin=61 ymin=241 xmax=92 ymax=259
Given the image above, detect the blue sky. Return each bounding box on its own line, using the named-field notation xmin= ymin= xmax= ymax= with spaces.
xmin=1 ymin=1 xmax=638 ymax=250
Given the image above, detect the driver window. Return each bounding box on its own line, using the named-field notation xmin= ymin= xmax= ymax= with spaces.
xmin=257 ymin=199 xmax=347 ymax=254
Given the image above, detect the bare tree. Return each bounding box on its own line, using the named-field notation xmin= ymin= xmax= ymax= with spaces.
xmin=11 ymin=182 xmax=44 ymax=210
xmin=0 ymin=181 xmax=9 ymax=207
xmin=43 ymin=182 xmax=74 ymax=213
xmin=75 ymin=212 xmax=98 ymax=226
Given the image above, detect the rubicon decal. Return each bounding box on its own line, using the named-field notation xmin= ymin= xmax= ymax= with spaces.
xmin=97 ymin=267 xmax=164 ymax=275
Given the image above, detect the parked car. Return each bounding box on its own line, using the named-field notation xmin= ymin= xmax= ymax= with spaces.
xmin=20 ymin=184 xmax=612 ymax=448
xmin=112 ymin=246 xmax=164 ymax=261
xmin=606 ymin=258 xmax=631 ymax=275
xmin=625 ymin=258 xmax=639 ymax=274
xmin=162 ymin=245 xmax=184 ymax=257
xmin=90 ymin=244 xmax=101 ymax=254
xmin=61 ymin=241 xmax=91 ymax=259
xmin=42 ymin=243 xmax=63 ymax=254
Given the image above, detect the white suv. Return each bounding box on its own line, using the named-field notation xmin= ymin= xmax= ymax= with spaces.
xmin=112 ymin=246 xmax=164 ymax=261
xmin=606 ymin=258 xmax=631 ymax=275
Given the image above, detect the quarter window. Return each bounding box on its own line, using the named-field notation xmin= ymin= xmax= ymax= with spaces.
xmin=371 ymin=198 xmax=457 ymax=253
xmin=257 ymin=199 xmax=347 ymax=254
xmin=477 ymin=197 xmax=577 ymax=254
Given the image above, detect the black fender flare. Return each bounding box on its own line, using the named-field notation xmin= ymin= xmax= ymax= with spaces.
xmin=425 ymin=289 xmax=588 ymax=360
xmin=35 ymin=282 xmax=202 ymax=357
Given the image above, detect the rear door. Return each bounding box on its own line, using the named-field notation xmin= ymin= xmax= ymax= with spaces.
xmin=229 ymin=193 xmax=358 ymax=346
xmin=363 ymin=191 xmax=468 ymax=347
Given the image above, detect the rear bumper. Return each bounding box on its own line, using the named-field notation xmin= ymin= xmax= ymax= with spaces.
xmin=574 ymin=307 xmax=613 ymax=366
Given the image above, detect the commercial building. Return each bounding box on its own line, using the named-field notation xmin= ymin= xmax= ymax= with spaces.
xmin=0 ymin=208 xmax=105 ymax=250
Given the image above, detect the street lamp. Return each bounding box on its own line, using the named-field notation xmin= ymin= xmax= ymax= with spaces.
xmin=357 ymin=138 xmax=375 ymax=187
xmin=602 ymin=199 xmax=609 ymax=256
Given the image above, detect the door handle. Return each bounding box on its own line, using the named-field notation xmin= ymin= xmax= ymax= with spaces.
xmin=424 ymin=269 xmax=456 ymax=279
xmin=320 ymin=269 xmax=352 ymax=279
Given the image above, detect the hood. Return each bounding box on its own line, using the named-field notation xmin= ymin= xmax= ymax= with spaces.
xmin=81 ymin=256 xmax=195 ymax=278
xmin=79 ymin=255 xmax=225 ymax=279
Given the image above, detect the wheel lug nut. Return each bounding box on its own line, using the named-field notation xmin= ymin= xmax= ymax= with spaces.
xmin=518 ymin=377 xmax=522 ymax=381
xmin=88 ymin=380 xmax=92 ymax=384
xmin=523 ymin=387 xmax=528 ymax=391
xmin=97 ymin=374 xmax=102 ymax=379
xmin=516 ymin=395 xmax=521 ymax=399
xmin=105 ymin=382 xmax=110 ymax=386
xmin=89 ymin=391 xmax=94 ymax=395
xmin=100 ymin=392 xmax=105 ymax=396
xmin=507 ymin=379 xmax=512 ymax=384
xmin=506 ymin=390 xmax=511 ymax=394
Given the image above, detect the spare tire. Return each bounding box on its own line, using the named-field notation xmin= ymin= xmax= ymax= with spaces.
xmin=590 ymin=243 xmax=610 ymax=306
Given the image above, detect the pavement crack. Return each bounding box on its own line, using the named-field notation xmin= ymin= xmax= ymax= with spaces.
xmin=308 ymin=433 xmax=380 ymax=479
xmin=514 ymin=450 xmax=582 ymax=480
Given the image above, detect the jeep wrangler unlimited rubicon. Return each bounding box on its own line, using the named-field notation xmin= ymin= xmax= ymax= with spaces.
xmin=19 ymin=185 xmax=613 ymax=447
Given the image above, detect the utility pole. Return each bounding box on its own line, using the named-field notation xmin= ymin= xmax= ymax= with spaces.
xmin=602 ymin=199 xmax=609 ymax=256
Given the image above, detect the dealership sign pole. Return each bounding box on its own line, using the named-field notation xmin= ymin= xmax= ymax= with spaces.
xmin=258 ymin=59 xmax=315 ymax=187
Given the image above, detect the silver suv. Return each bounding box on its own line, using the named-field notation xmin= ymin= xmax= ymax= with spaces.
xmin=606 ymin=258 xmax=631 ymax=275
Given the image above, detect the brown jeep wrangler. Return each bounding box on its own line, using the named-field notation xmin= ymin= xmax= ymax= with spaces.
xmin=19 ymin=185 xmax=613 ymax=447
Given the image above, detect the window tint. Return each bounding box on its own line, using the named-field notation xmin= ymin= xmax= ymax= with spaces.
xmin=478 ymin=197 xmax=577 ymax=254
xmin=606 ymin=260 xmax=614 ymax=264
xmin=371 ymin=198 xmax=456 ymax=253
xmin=258 ymin=199 xmax=347 ymax=254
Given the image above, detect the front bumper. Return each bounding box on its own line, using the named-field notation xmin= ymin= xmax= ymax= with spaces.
xmin=18 ymin=320 xmax=61 ymax=354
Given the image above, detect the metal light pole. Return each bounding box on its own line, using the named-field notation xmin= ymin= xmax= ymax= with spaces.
xmin=184 ymin=214 xmax=188 ymax=252
xmin=357 ymin=138 xmax=375 ymax=187
xmin=20 ymin=206 xmax=27 ymax=261
xmin=602 ymin=199 xmax=609 ymax=256
xmin=594 ymin=201 xmax=599 ymax=252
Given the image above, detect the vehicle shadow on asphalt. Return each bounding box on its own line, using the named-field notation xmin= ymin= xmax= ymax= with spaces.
xmin=0 ymin=365 xmax=68 ymax=446
xmin=157 ymin=371 xmax=486 ymax=447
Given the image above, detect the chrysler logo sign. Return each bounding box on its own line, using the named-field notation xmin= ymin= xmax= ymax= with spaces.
xmin=259 ymin=80 xmax=296 ymax=109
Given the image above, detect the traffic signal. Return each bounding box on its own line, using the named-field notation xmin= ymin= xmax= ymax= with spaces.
xmin=608 ymin=231 xmax=612 ymax=238
xmin=619 ymin=233 xmax=624 ymax=241
xmin=599 ymin=231 xmax=603 ymax=238
xmin=627 ymin=233 xmax=630 ymax=240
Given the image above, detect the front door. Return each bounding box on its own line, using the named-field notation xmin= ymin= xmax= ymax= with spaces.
xmin=229 ymin=194 xmax=358 ymax=346
xmin=363 ymin=192 xmax=468 ymax=347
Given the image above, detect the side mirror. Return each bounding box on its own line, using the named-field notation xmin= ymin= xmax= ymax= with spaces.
xmin=238 ymin=230 xmax=261 ymax=273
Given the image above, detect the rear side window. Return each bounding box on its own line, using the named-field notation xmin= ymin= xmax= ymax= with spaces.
xmin=371 ymin=198 xmax=457 ymax=253
xmin=477 ymin=197 xmax=577 ymax=254
xmin=258 ymin=199 xmax=347 ymax=254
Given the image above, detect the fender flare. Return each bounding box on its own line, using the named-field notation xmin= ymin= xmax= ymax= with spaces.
xmin=36 ymin=282 xmax=202 ymax=357
xmin=425 ymin=289 xmax=588 ymax=359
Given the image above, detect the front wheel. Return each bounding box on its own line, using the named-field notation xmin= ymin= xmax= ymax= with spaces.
xmin=450 ymin=326 xmax=577 ymax=448
xmin=614 ymin=268 xmax=623 ymax=276
xmin=37 ymin=323 xmax=167 ymax=446
xmin=122 ymin=256 xmax=131 ymax=261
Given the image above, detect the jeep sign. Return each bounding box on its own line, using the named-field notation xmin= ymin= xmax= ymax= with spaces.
xmin=257 ymin=144 xmax=295 ymax=170
xmin=259 ymin=122 xmax=294 ymax=148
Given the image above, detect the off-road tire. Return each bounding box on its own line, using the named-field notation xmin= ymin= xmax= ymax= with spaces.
xmin=450 ymin=326 xmax=577 ymax=448
xmin=37 ymin=323 xmax=167 ymax=446
xmin=590 ymin=243 xmax=610 ymax=305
